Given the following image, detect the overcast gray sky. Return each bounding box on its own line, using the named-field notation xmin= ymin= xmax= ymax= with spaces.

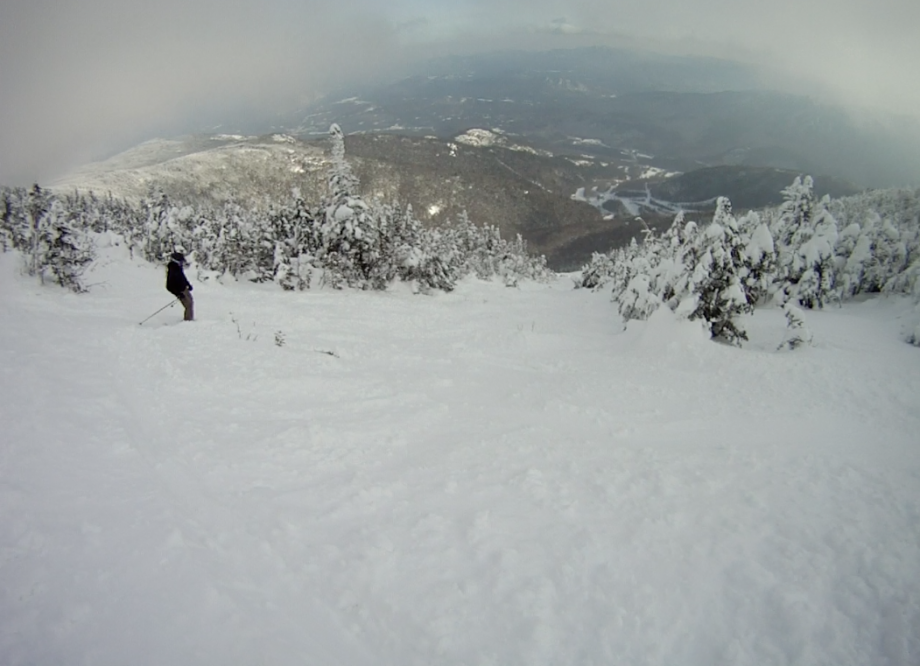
xmin=1 ymin=0 xmax=918 ymax=184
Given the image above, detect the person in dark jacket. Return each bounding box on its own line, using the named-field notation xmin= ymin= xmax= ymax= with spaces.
xmin=166 ymin=252 xmax=194 ymax=321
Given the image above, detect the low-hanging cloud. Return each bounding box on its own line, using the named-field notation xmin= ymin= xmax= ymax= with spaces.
xmin=0 ymin=0 xmax=406 ymax=184
xmin=1 ymin=0 xmax=918 ymax=184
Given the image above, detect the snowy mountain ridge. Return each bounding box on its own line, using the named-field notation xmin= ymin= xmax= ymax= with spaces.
xmin=51 ymin=135 xmax=330 ymax=207
xmin=47 ymin=131 xmax=610 ymax=271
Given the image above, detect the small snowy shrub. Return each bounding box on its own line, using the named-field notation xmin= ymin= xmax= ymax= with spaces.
xmin=577 ymin=251 xmax=616 ymax=290
xmin=902 ymin=276 xmax=920 ymax=347
xmin=617 ymin=273 xmax=661 ymax=321
xmin=903 ymin=310 xmax=920 ymax=347
xmin=778 ymin=303 xmax=813 ymax=351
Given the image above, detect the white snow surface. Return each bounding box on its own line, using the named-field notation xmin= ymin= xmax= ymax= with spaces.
xmin=2 ymin=247 xmax=920 ymax=666
xmin=455 ymin=129 xmax=501 ymax=147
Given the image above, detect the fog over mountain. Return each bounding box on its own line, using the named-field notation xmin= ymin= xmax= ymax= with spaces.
xmin=289 ymin=48 xmax=920 ymax=189
xmin=1 ymin=0 xmax=919 ymax=185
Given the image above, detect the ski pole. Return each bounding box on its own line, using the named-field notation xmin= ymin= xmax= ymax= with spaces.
xmin=139 ymin=298 xmax=179 ymax=325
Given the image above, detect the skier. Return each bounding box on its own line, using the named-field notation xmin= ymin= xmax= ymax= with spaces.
xmin=166 ymin=251 xmax=194 ymax=321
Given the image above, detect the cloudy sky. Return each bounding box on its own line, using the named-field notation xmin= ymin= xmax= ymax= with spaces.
xmin=1 ymin=0 xmax=918 ymax=184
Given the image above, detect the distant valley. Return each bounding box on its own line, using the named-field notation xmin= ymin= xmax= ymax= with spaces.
xmin=288 ymin=48 xmax=920 ymax=190
xmin=48 ymin=47 xmax=920 ymax=270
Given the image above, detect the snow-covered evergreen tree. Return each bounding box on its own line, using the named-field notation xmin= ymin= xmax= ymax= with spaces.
xmin=579 ymin=177 xmax=918 ymax=348
xmin=618 ymin=272 xmax=662 ymax=322
xmin=683 ymin=198 xmax=752 ymax=344
xmin=773 ymin=176 xmax=815 ymax=304
xmin=778 ymin=303 xmax=813 ymax=351
xmin=0 ymin=191 xmax=11 ymax=252
xmin=903 ymin=267 xmax=920 ymax=346
xmin=835 ymin=221 xmax=870 ymax=299
xmin=38 ymin=200 xmax=95 ymax=291
xmin=190 ymin=203 xmax=227 ymax=273
xmin=25 ymin=184 xmax=51 ymax=277
xmin=577 ymin=251 xmax=616 ymax=290
xmin=738 ymin=211 xmax=776 ymax=305
xmin=408 ymin=226 xmax=457 ymax=293
xmin=773 ymin=176 xmax=816 ymax=253
xmin=3 ymin=188 xmax=96 ymax=292
xmin=793 ymin=198 xmax=839 ymax=308
xmin=274 ymin=194 xmax=317 ymax=291
xmin=871 ymin=217 xmax=909 ymax=293
xmin=376 ymin=203 xmax=446 ymax=289
xmin=139 ymin=190 xmax=191 ymax=263
xmin=607 ymin=238 xmax=644 ymax=307
xmin=318 ymin=124 xmax=383 ymax=289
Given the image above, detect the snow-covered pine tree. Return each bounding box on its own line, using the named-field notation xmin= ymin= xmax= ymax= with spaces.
xmin=663 ymin=216 xmax=701 ymax=311
xmin=902 ymin=265 xmax=920 ymax=346
xmin=190 ymin=203 xmax=225 ymax=273
xmin=105 ymin=193 xmax=143 ymax=243
xmin=224 ymin=203 xmax=257 ymax=277
xmin=778 ymin=303 xmax=813 ymax=351
xmin=318 ymin=123 xmax=383 ymax=289
xmin=612 ymin=220 xmax=676 ymax=321
xmin=872 ymin=217 xmax=909 ymax=294
xmin=683 ymin=197 xmax=752 ymax=344
xmin=274 ymin=194 xmax=317 ymax=291
xmin=5 ymin=189 xmax=95 ymax=291
xmin=81 ymin=191 xmax=105 ymax=233
xmin=738 ymin=210 xmax=776 ymax=305
xmin=447 ymin=210 xmax=494 ymax=280
xmin=497 ymin=234 xmax=548 ymax=286
xmin=3 ymin=188 xmax=30 ymax=251
xmin=0 ymin=190 xmax=12 ymax=252
xmin=772 ymin=175 xmax=816 ymax=304
xmin=245 ymin=208 xmax=277 ymax=283
xmin=793 ymin=197 xmax=838 ymax=308
xmin=654 ymin=211 xmax=688 ymax=307
xmin=618 ymin=271 xmax=662 ymax=322
xmin=24 ymin=184 xmax=51 ymax=277
xmin=139 ymin=190 xmax=183 ymax=263
xmin=38 ymin=199 xmax=94 ymax=291
xmin=376 ymin=202 xmax=429 ymax=287
xmin=577 ymin=251 xmax=616 ymax=290
xmin=834 ymin=221 xmax=870 ymax=298
xmin=413 ymin=231 xmax=456 ymax=293
xmin=773 ymin=176 xmax=815 ymax=249
xmin=607 ymin=237 xmax=643 ymax=308
xmin=579 ymin=180 xmax=919 ymax=345
xmin=884 ymin=255 xmax=920 ymax=297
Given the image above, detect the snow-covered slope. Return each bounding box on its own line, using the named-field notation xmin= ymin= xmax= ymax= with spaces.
xmin=2 ymin=246 xmax=919 ymax=665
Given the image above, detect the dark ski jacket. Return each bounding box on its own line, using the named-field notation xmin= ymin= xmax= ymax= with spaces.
xmin=166 ymin=258 xmax=192 ymax=298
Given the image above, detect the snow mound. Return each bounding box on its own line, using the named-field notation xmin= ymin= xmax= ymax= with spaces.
xmin=621 ymin=306 xmax=711 ymax=357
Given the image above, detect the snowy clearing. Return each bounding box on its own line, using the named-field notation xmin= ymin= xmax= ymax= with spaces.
xmin=2 ymin=248 xmax=919 ymax=665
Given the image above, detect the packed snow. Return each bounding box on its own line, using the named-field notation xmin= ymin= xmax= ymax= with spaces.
xmin=2 ymin=246 xmax=919 ymax=665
